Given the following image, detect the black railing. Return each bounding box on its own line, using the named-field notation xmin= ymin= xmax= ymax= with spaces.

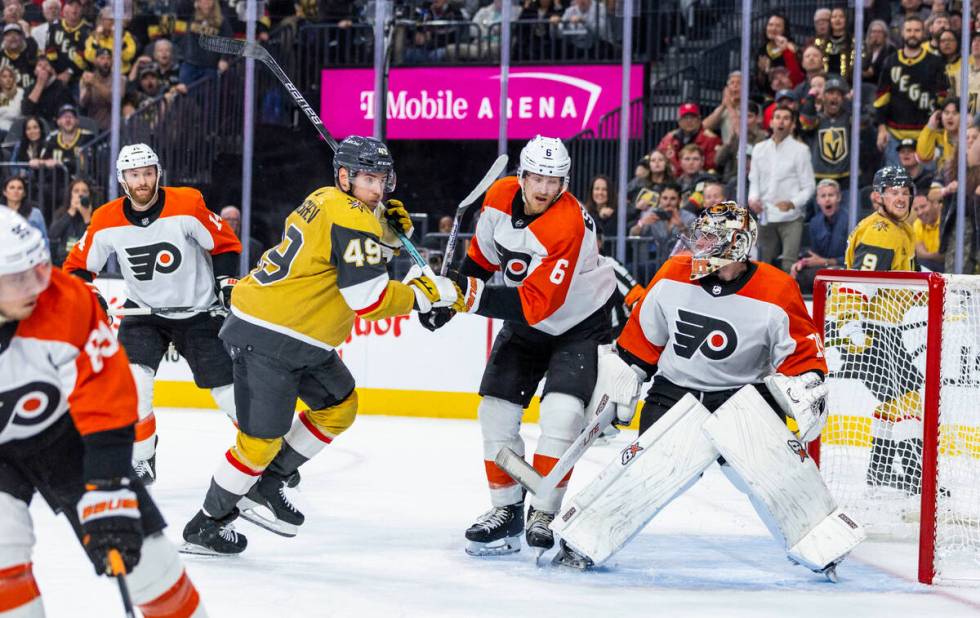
xmin=0 ymin=162 xmax=71 ymax=223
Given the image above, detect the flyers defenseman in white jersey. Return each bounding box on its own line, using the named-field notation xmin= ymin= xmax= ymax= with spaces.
xmin=0 ymin=209 xmax=207 ymax=617
xmin=552 ymin=204 xmax=863 ymax=581
xmin=421 ymin=135 xmax=615 ymax=557
xmin=64 ymin=144 xmax=242 ymax=485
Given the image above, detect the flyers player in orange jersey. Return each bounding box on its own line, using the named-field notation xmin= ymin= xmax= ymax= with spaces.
xmin=420 ymin=135 xmax=616 ymax=558
xmin=64 ymin=144 xmax=242 ymax=486
xmin=0 ymin=209 xmax=208 ymax=617
xmin=550 ymin=204 xmax=864 ymax=579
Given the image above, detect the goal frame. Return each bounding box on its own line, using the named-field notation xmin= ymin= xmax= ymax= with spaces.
xmin=811 ymin=269 xmax=946 ymax=585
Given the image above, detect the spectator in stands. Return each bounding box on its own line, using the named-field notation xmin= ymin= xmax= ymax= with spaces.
xmin=763 ymin=88 xmax=798 ymax=131
xmin=698 ymin=179 xmax=726 ymax=216
xmin=83 ymin=6 xmax=136 ymax=74
xmin=814 ymin=7 xmax=855 ymax=81
xmin=4 ymin=1 xmax=30 ymax=39
xmin=559 ymin=0 xmax=611 ymax=56
xmin=632 ymin=149 xmax=675 ymax=212
xmin=517 ymin=0 xmax=561 ymax=61
xmin=38 ymin=103 xmax=90 ymax=176
xmin=925 ymin=11 xmax=950 ymax=52
xmin=937 ymin=29 xmax=963 ymax=95
xmin=30 ymin=0 xmax=60 ymax=52
xmin=584 ymin=174 xmax=618 ymax=236
xmin=890 ymin=0 xmax=928 ymax=42
xmin=762 ymin=64 xmax=794 ymax=107
xmin=913 ymin=187 xmax=944 ymax=271
xmin=968 ymin=32 xmax=980 ymax=117
xmin=1 ymin=23 xmax=37 ymax=91
xmin=862 ymin=19 xmax=895 ymax=87
xmin=754 ymin=11 xmax=803 ymax=94
xmin=45 ymin=0 xmax=91 ymax=88
xmin=130 ymin=61 xmax=166 ymax=105
xmin=801 ymin=76 xmax=852 ymax=206
xmin=151 ymin=39 xmax=184 ymax=92
xmin=404 ymin=0 xmax=465 ymax=64
xmin=310 ymin=0 xmax=358 ymax=64
xmin=790 ymin=179 xmax=848 ymax=293
xmin=656 ymin=102 xmax=721 ymax=176
xmin=171 ymin=0 xmax=232 ymax=84
xmin=47 ymin=176 xmax=92 ymax=266
xmin=748 ymin=107 xmax=815 ymax=273
xmin=804 ymin=8 xmax=831 ymax=49
xmin=917 ymin=98 xmax=962 ymax=177
xmin=455 ymin=0 xmax=518 ymax=60
xmin=0 ymin=65 xmax=22 ymax=137
xmin=220 ymin=205 xmax=263 ymax=268
xmin=0 ymin=175 xmax=45 ymax=242
xmin=674 ymin=143 xmax=715 ymax=213
xmin=703 ymin=70 xmax=741 ymax=145
xmin=896 ymin=137 xmax=936 ymax=196
xmin=794 ymin=45 xmax=825 ymax=100
xmin=876 ymin=16 xmax=948 ymax=167
xmin=21 ymin=56 xmax=72 ymax=122
xmin=630 ymin=182 xmax=694 ymax=279
xmin=715 ymin=101 xmax=766 ymax=185
xmin=9 ymin=114 xmax=44 ymax=168
xmin=79 ymin=47 xmax=120 ymax=131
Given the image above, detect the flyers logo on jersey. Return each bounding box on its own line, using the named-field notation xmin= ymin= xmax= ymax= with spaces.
xmin=673 ymin=309 xmax=738 ymax=360
xmin=124 ymin=242 xmax=182 ymax=281
xmin=0 ymin=382 xmax=61 ymax=429
xmin=494 ymin=241 xmax=533 ymax=284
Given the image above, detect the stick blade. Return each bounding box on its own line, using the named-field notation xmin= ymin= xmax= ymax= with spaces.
xmin=495 ymin=448 xmax=542 ymax=495
xmin=199 ymin=34 xmax=268 ymax=61
xmin=457 ymin=154 xmax=508 ymax=211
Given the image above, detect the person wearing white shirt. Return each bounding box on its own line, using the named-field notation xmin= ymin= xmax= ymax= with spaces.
xmin=0 ymin=66 xmax=23 ymax=135
xmin=748 ymin=107 xmax=815 ymax=273
xmin=560 ymin=0 xmax=609 ymax=51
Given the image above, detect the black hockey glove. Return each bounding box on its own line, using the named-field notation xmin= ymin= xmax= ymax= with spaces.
xmin=216 ymin=276 xmax=238 ymax=310
xmin=85 ymin=282 xmax=111 ymax=321
xmin=418 ymin=307 xmax=455 ymax=332
xmin=77 ymin=478 xmax=143 ymax=576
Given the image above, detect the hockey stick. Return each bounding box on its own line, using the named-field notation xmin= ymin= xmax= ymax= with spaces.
xmin=440 ymin=154 xmax=508 ymax=276
xmin=109 ymin=305 xmax=222 ymax=317
xmin=495 ymin=394 xmax=618 ymax=499
xmin=108 ymin=549 xmax=136 ymax=618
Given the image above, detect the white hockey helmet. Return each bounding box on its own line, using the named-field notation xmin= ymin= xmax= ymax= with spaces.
xmin=518 ymin=135 xmax=571 ymax=196
xmin=0 ymin=208 xmax=51 ymax=303
xmin=684 ymin=201 xmax=758 ymax=280
xmin=116 ymin=143 xmax=161 ymax=201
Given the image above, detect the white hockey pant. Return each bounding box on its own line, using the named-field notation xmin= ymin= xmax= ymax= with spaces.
xmin=210 ymin=383 xmax=238 ymax=424
xmin=552 ymin=394 xmax=716 ymax=565
xmin=131 ymin=363 xmax=157 ymax=461
xmin=702 ymin=386 xmax=866 ymax=572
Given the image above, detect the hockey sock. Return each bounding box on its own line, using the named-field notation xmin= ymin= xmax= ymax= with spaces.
xmin=0 ymin=563 xmax=42 ymax=616
xmin=133 ymin=413 xmax=157 ymax=461
xmin=128 ymin=534 xmax=205 ymax=618
xmin=137 ymin=571 xmax=203 ymax=618
xmin=204 ymin=434 xmax=281 ymax=518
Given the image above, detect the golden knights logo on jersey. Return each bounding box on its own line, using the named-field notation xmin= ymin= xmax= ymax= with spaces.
xmin=820 ymin=127 xmax=848 ymax=165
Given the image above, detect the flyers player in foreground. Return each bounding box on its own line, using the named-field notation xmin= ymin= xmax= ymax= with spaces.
xmin=550 ymin=203 xmax=865 ymax=581
xmin=180 ymin=136 xmax=458 ymax=555
xmin=0 ymin=209 xmax=207 ymax=617
xmin=420 ymin=135 xmax=616 ymax=557
xmin=64 ymin=143 xmax=242 ymax=485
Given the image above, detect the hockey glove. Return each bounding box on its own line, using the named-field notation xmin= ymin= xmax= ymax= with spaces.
xmin=86 ymin=282 xmax=111 ymax=322
xmin=763 ymin=372 xmax=829 ymax=443
xmin=406 ymin=275 xmax=458 ymax=313
xmin=381 ymin=199 xmax=413 ymax=236
xmin=216 ymin=276 xmax=238 ymax=310
xmin=448 ymin=272 xmax=485 ymax=314
xmin=418 ymin=307 xmax=455 ymax=332
xmin=77 ymin=478 xmax=143 ymax=576
xmin=624 ymin=284 xmax=645 ymax=310
xmin=374 ymin=200 xmax=414 ymax=259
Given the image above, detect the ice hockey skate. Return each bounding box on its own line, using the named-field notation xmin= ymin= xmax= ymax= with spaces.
xmin=132 ymin=436 xmax=158 ymax=486
xmin=464 ymin=503 xmax=524 ymax=556
xmin=181 ymin=509 xmax=248 ymax=556
xmin=525 ymin=506 xmax=556 ymax=562
xmin=238 ymin=473 xmax=305 ymax=537
xmin=551 ymin=540 xmax=594 ymax=570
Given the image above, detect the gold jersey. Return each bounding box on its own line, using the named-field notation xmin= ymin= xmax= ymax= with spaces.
xmin=230 ymin=186 xmax=415 ymax=349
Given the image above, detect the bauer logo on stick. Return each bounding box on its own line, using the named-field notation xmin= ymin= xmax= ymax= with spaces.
xmin=124 ymin=242 xmax=182 ymax=281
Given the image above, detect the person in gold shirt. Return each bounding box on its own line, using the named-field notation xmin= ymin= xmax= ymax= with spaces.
xmin=833 ymin=166 xmax=926 ymax=496
xmin=181 ymin=135 xmax=459 ymax=555
xmin=912 ymin=185 xmax=943 ymax=271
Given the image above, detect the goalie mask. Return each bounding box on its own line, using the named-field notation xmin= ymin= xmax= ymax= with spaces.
xmin=333 ymin=135 xmax=396 ymax=195
xmin=684 ymin=201 xmax=757 ymax=280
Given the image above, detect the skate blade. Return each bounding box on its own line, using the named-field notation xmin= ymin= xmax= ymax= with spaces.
xmin=238 ymin=498 xmax=299 ymax=538
xmin=823 ymin=565 xmax=839 ymax=583
xmin=178 ymin=541 xmax=239 ymax=557
xmin=465 ymin=535 xmax=521 ymax=557
xmin=551 ymin=552 xmax=593 ymax=570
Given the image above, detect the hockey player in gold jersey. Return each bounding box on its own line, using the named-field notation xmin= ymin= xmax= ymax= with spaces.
xmin=181 ymin=136 xmax=458 ymax=555
xmin=831 ymin=166 xmax=926 ymax=495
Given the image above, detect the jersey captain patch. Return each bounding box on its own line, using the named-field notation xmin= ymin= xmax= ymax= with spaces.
xmin=124 ymin=241 xmax=183 ymax=280
xmin=673 ymin=309 xmax=738 ymax=360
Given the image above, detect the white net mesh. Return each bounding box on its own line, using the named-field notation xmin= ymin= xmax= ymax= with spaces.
xmin=818 ymin=274 xmax=980 ymax=584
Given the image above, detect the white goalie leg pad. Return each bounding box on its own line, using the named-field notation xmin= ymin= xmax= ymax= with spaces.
xmin=552 ymin=394 xmax=716 ymax=566
xmin=131 ymin=364 xmax=157 ymax=461
xmin=126 ymin=533 xmax=207 ymax=616
xmin=702 ymin=386 xmax=866 ymax=572
xmin=210 ymin=384 xmax=237 ymax=424
xmin=479 ymin=397 xmax=526 ymax=507
xmin=532 ymin=392 xmax=586 ymax=512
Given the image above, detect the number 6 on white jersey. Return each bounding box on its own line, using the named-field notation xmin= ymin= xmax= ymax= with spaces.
xmin=550 ymin=258 xmax=569 ymax=284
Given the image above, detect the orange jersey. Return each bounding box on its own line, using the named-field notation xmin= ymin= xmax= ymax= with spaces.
xmin=0 ymin=269 xmax=137 ymax=445
xmin=466 ymin=176 xmax=615 ymax=335
xmin=618 ymin=256 xmax=827 ymax=391
xmin=64 ymin=187 xmax=241 ymax=312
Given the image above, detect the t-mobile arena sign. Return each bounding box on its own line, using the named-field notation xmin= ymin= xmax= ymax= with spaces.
xmin=321 ymin=65 xmax=644 ymax=140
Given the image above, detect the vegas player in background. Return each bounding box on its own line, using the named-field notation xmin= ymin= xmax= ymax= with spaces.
xmin=180 ymin=136 xmax=458 ymax=555
xmin=420 ymin=135 xmax=617 ymax=558
xmin=0 ymin=209 xmax=207 ymax=617
xmin=64 ymin=143 xmax=243 ymax=486
xmin=551 ymin=203 xmax=864 ymax=580
xmin=830 ymin=166 xmax=930 ymax=495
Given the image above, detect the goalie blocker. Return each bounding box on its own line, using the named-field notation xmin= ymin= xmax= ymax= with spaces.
xmin=552 ymin=387 xmax=865 ymax=579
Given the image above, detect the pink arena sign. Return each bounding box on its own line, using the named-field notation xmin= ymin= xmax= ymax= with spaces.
xmin=321 ymin=64 xmax=644 ymax=140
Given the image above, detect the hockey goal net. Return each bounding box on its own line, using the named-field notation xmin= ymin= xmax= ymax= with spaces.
xmin=812 ymin=270 xmax=980 ymax=585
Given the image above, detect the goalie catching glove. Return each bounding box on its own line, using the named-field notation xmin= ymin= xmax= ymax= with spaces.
xmin=375 ymin=200 xmax=414 ymax=261
xmin=77 ymin=478 xmax=143 ymax=575
xmin=763 ymin=372 xmax=829 ymax=443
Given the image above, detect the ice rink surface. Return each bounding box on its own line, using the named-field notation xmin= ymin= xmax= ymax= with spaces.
xmin=28 ymin=409 xmax=980 ymax=617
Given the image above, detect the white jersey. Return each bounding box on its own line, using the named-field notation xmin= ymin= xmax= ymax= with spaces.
xmin=63 ymin=187 xmax=241 ymax=314
xmin=467 ymin=176 xmax=615 ymax=335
